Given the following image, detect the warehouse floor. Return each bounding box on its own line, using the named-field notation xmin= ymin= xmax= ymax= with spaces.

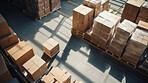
xmin=0 ymin=0 xmax=148 ymax=83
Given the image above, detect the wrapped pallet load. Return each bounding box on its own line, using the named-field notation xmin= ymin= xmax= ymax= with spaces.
xmin=91 ymin=10 xmax=121 ymax=49
xmin=108 ymin=19 xmax=137 ymax=57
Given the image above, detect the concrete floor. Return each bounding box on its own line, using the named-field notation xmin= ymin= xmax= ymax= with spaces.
xmin=0 ymin=0 xmax=148 ymax=83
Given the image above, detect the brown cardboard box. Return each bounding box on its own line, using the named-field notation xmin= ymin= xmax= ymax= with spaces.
xmin=108 ymin=19 xmax=137 ymax=57
xmin=36 ymin=2 xmax=44 ymax=11
xmin=136 ymin=2 xmax=148 ymax=23
xmin=84 ymin=27 xmax=93 ymax=41
xmin=44 ymin=0 xmax=50 ymax=8
xmin=41 ymin=73 xmax=55 ymax=83
xmin=73 ymin=5 xmax=94 ymax=32
xmin=58 ymin=73 xmax=71 ymax=83
xmin=0 ymin=27 xmax=19 ymax=49
xmin=7 ymin=41 xmax=34 ymax=71
xmin=0 ymin=53 xmax=12 ymax=83
xmin=23 ymin=55 xmax=47 ymax=80
xmin=42 ymin=38 xmax=59 ymax=58
xmin=122 ymin=29 xmax=148 ymax=66
xmin=0 ymin=14 xmax=11 ymax=38
xmin=137 ymin=20 xmax=148 ymax=31
xmin=121 ymin=0 xmax=144 ymax=22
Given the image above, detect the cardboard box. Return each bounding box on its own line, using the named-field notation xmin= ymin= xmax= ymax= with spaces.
xmin=41 ymin=73 xmax=55 ymax=83
xmin=0 ymin=27 xmax=19 ymax=49
xmin=0 ymin=53 xmax=12 ymax=83
xmin=84 ymin=27 xmax=93 ymax=41
xmin=23 ymin=55 xmax=47 ymax=80
xmin=58 ymin=73 xmax=71 ymax=83
xmin=73 ymin=5 xmax=94 ymax=32
xmin=44 ymin=0 xmax=50 ymax=8
xmin=7 ymin=41 xmax=34 ymax=71
xmin=36 ymin=2 xmax=44 ymax=11
xmin=42 ymin=38 xmax=59 ymax=58
xmin=108 ymin=19 xmax=137 ymax=57
xmin=121 ymin=0 xmax=144 ymax=22
xmin=101 ymin=0 xmax=109 ymax=10
xmin=137 ymin=21 xmax=148 ymax=31
xmin=0 ymin=14 xmax=11 ymax=38
xmin=122 ymin=29 xmax=148 ymax=66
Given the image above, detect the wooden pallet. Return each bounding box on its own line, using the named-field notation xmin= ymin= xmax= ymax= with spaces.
xmin=71 ymin=28 xmax=84 ymax=38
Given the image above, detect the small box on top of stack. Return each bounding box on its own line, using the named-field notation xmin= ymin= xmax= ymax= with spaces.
xmin=83 ymin=0 xmax=101 ymax=17
xmin=5 ymin=41 xmax=34 ymax=72
xmin=41 ymin=67 xmax=71 ymax=83
xmin=91 ymin=11 xmax=121 ymax=49
xmin=121 ymin=0 xmax=145 ymax=22
xmin=72 ymin=5 xmax=94 ymax=36
xmin=136 ymin=2 xmax=148 ymax=23
xmin=122 ymin=26 xmax=148 ymax=66
xmin=42 ymin=38 xmax=59 ymax=58
xmin=108 ymin=19 xmax=137 ymax=57
xmin=0 ymin=14 xmax=19 ymax=49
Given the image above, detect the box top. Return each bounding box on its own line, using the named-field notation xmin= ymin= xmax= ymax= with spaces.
xmin=0 ymin=14 xmax=6 ymax=23
xmin=41 ymin=73 xmax=55 ymax=83
xmin=73 ymin=5 xmax=93 ymax=15
xmin=138 ymin=20 xmax=148 ymax=31
xmin=42 ymin=38 xmax=59 ymax=50
xmin=0 ymin=53 xmax=8 ymax=75
xmin=127 ymin=0 xmax=145 ymax=7
xmin=99 ymin=11 xmax=121 ymax=25
xmin=118 ymin=19 xmax=137 ymax=33
xmin=23 ymin=55 xmax=46 ymax=74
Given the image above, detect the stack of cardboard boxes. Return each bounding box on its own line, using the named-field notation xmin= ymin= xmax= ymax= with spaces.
xmin=50 ymin=0 xmax=61 ymax=12
xmin=121 ymin=0 xmax=145 ymax=22
xmin=91 ymin=11 xmax=121 ymax=49
xmin=72 ymin=5 xmax=94 ymax=34
xmin=122 ymin=28 xmax=148 ymax=66
xmin=0 ymin=14 xmax=19 ymax=49
xmin=34 ymin=0 xmax=50 ymax=19
xmin=108 ymin=19 xmax=137 ymax=57
xmin=41 ymin=67 xmax=71 ymax=83
xmin=136 ymin=2 xmax=148 ymax=23
xmin=83 ymin=0 xmax=101 ymax=17
xmin=0 ymin=53 xmax=12 ymax=83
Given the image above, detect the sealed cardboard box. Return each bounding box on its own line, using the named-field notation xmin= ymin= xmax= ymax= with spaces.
xmin=23 ymin=55 xmax=47 ymax=80
xmin=0 ymin=27 xmax=19 ymax=49
xmin=137 ymin=21 xmax=148 ymax=31
xmin=108 ymin=19 xmax=137 ymax=57
xmin=121 ymin=0 xmax=144 ymax=22
xmin=73 ymin=5 xmax=94 ymax=32
xmin=42 ymin=38 xmax=59 ymax=58
xmin=122 ymin=29 xmax=148 ymax=66
xmin=0 ymin=53 xmax=12 ymax=83
xmin=0 ymin=14 xmax=11 ymax=38
xmin=7 ymin=41 xmax=34 ymax=71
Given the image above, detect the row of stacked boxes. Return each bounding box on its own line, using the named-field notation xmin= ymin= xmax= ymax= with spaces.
xmin=72 ymin=0 xmax=148 ymax=71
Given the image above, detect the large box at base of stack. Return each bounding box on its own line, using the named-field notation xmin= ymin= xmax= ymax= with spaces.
xmin=73 ymin=5 xmax=94 ymax=33
xmin=122 ymin=29 xmax=148 ymax=66
xmin=91 ymin=11 xmax=121 ymax=49
xmin=108 ymin=19 xmax=137 ymax=57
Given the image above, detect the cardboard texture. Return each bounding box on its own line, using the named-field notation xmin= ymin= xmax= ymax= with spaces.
xmin=108 ymin=19 xmax=137 ymax=57
xmin=83 ymin=0 xmax=101 ymax=17
xmin=7 ymin=41 xmax=34 ymax=71
xmin=44 ymin=0 xmax=50 ymax=8
xmin=0 ymin=14 xmax=11 ymax=38
xmin=23 ymin=55 xmax=47 ymax=80
xmin=50 ymin=0 xmax=61 ymax=12
xmin=136 ymin=2 xmax=148 ymax=23
xmin=91 ymin=11 xmax=121 ymax=49
xmin=0 ymin=53 xmax=12 ymax=83
xmin=0 ymin=27 xmax=19 ymax=49
xmin=122 ymin=29 xmax=148 ymax=66
xmin=84 ymin=27 xmax=93 ymax=41
xmin=42 ymin=38 xmax=59 ymax=58
xmin=121 ymin=0 xmax=144 ymax=22
xmin=73 ymin=5 xmax=94 ymax=32
xmin=137 ymin=20 xmax=148 ymax=31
